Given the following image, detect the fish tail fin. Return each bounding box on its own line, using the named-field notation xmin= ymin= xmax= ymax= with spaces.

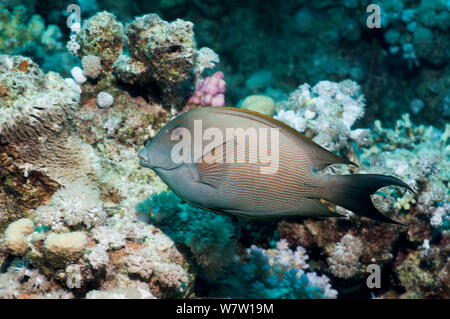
xmin=315 ymin=174 xmax=415 ymax=225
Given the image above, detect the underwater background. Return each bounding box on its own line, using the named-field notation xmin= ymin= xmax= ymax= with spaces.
xmin=0 ymin=0 xmax=448 ymax=299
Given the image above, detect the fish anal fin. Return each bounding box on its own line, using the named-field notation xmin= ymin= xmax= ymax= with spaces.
xmin=219 ymin=199 xmax=344 ymax=219
xmin=301 ymin=198 xmax=344 ymax=218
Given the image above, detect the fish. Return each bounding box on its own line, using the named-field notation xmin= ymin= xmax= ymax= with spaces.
xmin=138 ymin=106 xmax=414 ymax=224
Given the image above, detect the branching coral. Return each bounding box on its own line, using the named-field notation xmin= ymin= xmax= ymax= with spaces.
xmin=275 ymin=80 xmax=364 ymax=153
xmin=208 ymin=239 xmax=337 ymax=299
xmin=136 ymin=191 xmax=236 ymax=278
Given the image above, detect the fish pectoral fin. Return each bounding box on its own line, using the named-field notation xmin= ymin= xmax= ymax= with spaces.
xmin=195 ymin=157 xmax=226 ymax=189
xmin=194 ymin=138 xmax=236 ymax=188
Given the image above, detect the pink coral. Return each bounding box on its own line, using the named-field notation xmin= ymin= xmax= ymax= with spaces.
xmin=188 ymin=71 xmax=226 ymax=107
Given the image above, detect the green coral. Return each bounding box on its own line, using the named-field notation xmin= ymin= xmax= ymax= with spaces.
xmin=0 ymin=6 xmax=62 ymax=53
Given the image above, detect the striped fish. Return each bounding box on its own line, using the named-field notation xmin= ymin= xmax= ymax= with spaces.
xmin=138 ymin=106 xmax=414 ymax=224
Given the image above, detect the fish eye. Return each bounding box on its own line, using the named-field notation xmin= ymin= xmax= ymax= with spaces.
xmin=170 ymin=125 xmax=185 ymax=139
xmin=144 ymin=137 xmax=152 ymax=146
xmin=173 ymin=127 xmax=183 ymax=136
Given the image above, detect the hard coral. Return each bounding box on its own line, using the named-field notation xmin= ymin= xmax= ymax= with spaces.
xmin=136 ymin=191 xmax=236 ymax=278
xmin=44 ymin=232 xmax=88 ymax=267
xmin=113 ymin=13 xmax=197 ymax=109
xmin=0 ymin=55 xmax=99 ymax=219
xmin=77 ymin=11 xmax=124 ymax=69
xmin=275 ymin=80 xmax=364 ymax=153
xmin=209 ymin=239 xmax=337 ymax=299
xmin=3 ymin=218 xmax=34 ymax=255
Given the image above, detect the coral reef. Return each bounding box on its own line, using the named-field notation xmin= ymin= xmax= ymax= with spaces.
xmin=0 ymin=55 xmax=99 ymax=228
xmin=0 ymin=2 xmax=447 ymax=300
xmin=0 ymin=4 xmax=77 ymax=76
xmin=275 ymin=80 xmax=364 ymax=153
xmin=0 ymin=47 xmax=189 ymax=298
xmin=207 ymin=239 xmax=337 ymax=299
xmin=73 ymin=11 xmax=200 ymax=109
xmin=76 ymin=11 xmax=124 ymax=70
xmin=136 ymin=191 xmax=236 ymax=278
xmin=275 ymin=79 xmax=449 ymax=298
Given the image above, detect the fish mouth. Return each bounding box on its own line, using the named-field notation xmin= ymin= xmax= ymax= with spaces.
xmin=138 ymin=158 xmax=183 ymax=171
xmin=139 ymin=159 xmax=153 ymax=168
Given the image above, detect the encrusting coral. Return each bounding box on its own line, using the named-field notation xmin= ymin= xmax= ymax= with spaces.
xmin=76 ymin=11 xmax=124 ymax=70
xmin=73 ymin=11 xmax=201 ymax=110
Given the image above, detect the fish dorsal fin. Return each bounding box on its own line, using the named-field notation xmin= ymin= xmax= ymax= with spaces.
xmin=209 ymin=107 xmax=356 ymax=170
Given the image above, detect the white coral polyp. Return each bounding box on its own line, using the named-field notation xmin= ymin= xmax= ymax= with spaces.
xmin=35 ymin=183 xmax=106 ymax=231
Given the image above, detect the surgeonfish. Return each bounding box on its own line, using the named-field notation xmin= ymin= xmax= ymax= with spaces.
xmin=138 ymin=106 xmax=414 ymax=224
